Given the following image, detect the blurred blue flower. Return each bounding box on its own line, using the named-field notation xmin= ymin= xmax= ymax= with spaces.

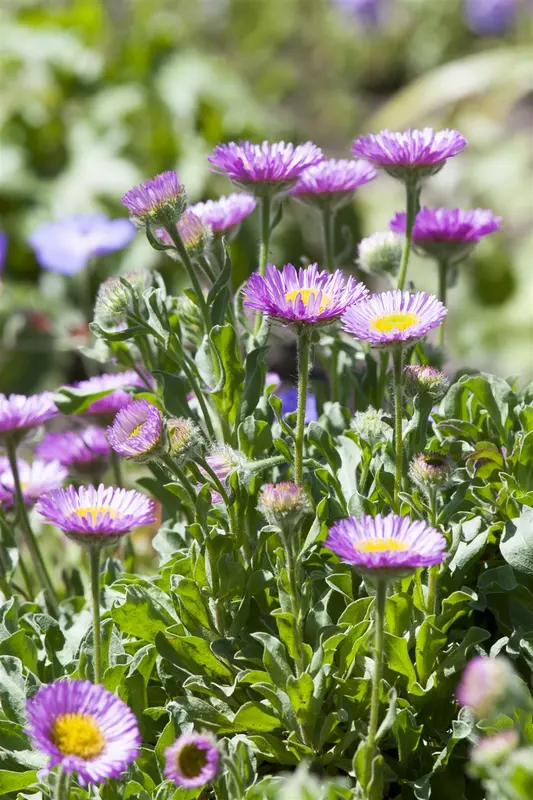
xmin=28 ymin=214 xmax=135 ymax=275
xmin=279 ymin=388 xmax=319 ymax=422
xmin=464 ymin=0 xmax=517 ymax=35
xmin=332 ymin=0 xmax=382 ymax=27
xmin=0 ymin=232 xmax=7 ymax=274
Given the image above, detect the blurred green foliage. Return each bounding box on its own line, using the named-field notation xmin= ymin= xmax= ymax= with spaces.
xmin=0 ymin=0 xmax=532 ymax=389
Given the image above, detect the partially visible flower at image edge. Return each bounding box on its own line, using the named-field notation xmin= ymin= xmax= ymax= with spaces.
xmin=0 ymin=393 xmax=58 ymax=439
xmin=0 ymin=458 xmax=68 ymax=507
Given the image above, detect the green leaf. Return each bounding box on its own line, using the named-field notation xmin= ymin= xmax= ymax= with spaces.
xmin=0 ymin=770 xmax=37 ymax=793
xmin=392 ymin=709 xmax=423 ymax=764
xmin=0 ymin=657 xmax=26 ymax=724
xmin=286 ymin=673 xmax=314 ymax=726
xmin=111 ymin=586 xmax=176 ymax=643
xmin=376 ymin=687 xmax=397 ymax=742
xmin=209 ymin=324 xmax=245 ymax=424
xmin=460 ymin=373 xmax=513 ymax=438
xmin=171 ymin=578 xmax=213 ymax=635
xmin=307 ymin=422 xmax=342 ymax=471
xmin=501 ymin=507 xmax=533 ymax=574
xmin=238 ymin=346 xmax=268 ymax=425
xmin=415 ymin=621 xmax=447 ymax=686
xmin=385 ymin=593 xmax=412 ymax=637
xmin=0 ymin=631 xmax=38 ymax=676
xmin=385 ymin=633 xmax=417 ymax=688
xmin=251 ymin=633 xmax=293 ymax=689
xmin=230 ymin=702 xmax=282 ymax=733
xmin=156 ymin=632 xmax=233 ymax=681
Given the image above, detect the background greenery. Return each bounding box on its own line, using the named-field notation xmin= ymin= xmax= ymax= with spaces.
xmin=1 ymin=0 xmax=532 ymax=390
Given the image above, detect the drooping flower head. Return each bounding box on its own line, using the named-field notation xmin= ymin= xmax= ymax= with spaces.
xmin=409 ymin=452 xmax=456 ymax=494
xmin=190 ymin=193 xmax=257 ymax=236
xmin=352 ymin=128 xmax=467 ymax=182
xmin=106 ymin=399 xmax=163 ymax=461
xmin=28 ymin=214 xmax=135 ymax=276
xmin=290 ymin=158 xmax=377 ymax=210
xmin=157 ymin=210 xmax=212 ymax=258
xmin=404 ymin=364 xmax=450 ymax=399
xmin=26 ymin=679 xmax=141 ymax=786
xmin=0 ymin=458 xmax=67 ymax=508
xmin=341 ymin=290 xmax=447 ymax=348
xmin=389 ymin=207 xmax=502 ymax=264
xmin=464 ymin=0 xmax=518 ymax=36
xmin=325 ymin=512 xmax=446 ymax=579
xmin=0 ymin=393 xmax=58 ymax=441
xmin=94 ymin=271 xmax=152 ymax=327
xmin=36 ymin=427 xmax=110 ymax=476
xmin=245 ymin=263 xmax=368 ymax=328
xmin=208 ymin=140 xmax=324 ymax=196
xmin=164 ymin=732 xmax=219 ymax=789
xmin=72 ymin=371 xmax=147 ymax=417
xmin=358 ymin=232 xmax=404 ymax=278
xmin=36 ymin=484 xmax=156 ymax=549
xmin=121 ymin=171 xmax=187 ymax=226
xmin=258 ymin=481 xmax=310 ymax=528
xmin=457 ymin=656 xmax=529 ymax=719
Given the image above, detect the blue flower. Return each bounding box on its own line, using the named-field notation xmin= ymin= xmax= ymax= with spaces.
xmin=279 ymin=388 xmax=318 ymax=422
xmin=28 ymin=214 xmax=135 ymax=275
xmin=0 ymin=232 xmax=7 ymax=274
xmin=464 ymin=0 xmax=517 ymax=36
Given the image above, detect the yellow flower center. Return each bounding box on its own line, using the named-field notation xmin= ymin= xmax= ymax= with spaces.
xmin=178 ymin=743 xmax=207 ymax=778
xmin=370 ymin=312 xmax=420 ymax=333
xmin=129 ymin=423 xmax=144 ymax=438
xmin=355 ymin=538 xmax=409 ymax=553
xmin=51 ymin=713 xmax=105 ymax=759
xmin=285 ymin=288 xmax=331 ymax=312
xmin=75 ymin=506 xmax=118 ymax=523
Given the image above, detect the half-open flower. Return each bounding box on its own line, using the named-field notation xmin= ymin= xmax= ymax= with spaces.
xmin=121 ymin=171 xmax=186 ymax=226
xmin=106 ymin=399 xmax=163 ymax=461
xmin=190 ymin=193 xmax=257 ymax=236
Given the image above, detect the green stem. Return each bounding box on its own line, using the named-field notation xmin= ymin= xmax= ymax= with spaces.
xmin=199 ymin=254 xmax=217 ymax=284
xmin=246 ymin=454 xmax=286 ymax=472
xmin=175 ymin=347 xmax=217 ymax=440
xmin=392 ymin=347 xmax=404 ymax=512
xmin=54 ymin=768 xmax=69 ymax=800
xmin=294 ymin=331 xmax=311 ymax=485
xmin=358 ymin=456 xmax=370 ymax=496
xmin=89 ymin=547 xmax=102 ymax=684
xmin=376 ymin=351 xmax=390 ymax=407
xmin=426 ymin=488 xmax=439 ymax=616
xmin=438 ymin=260 xmax=448 ymax=348
xmin=363 ymin=579 xmax=387 ymax=795
xmin=163 ymin=222 xmax=212 ymax=332
xmin=253 ymin=195 xmax=272 ymax=335
xmin=161 ymin=456 xmax=198 ymax=505
xmin=322 ymin=205 xmax=335 ymax=272
xmin=5 ymin=439 xmax=59 ymax=615
xmin=396 ymin=182 xmax=418 ymax=291
xmin=110 ymin=450 xmax=135 ymax=571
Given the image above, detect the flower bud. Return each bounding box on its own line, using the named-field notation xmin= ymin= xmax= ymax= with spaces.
xmin=409 ymin=451 xmax=456 ymax=493
xmin=158 ymin=211 xmax=212 ymax=260
xmin=404 ymin=364 xmax=450 ymax=400
xmin=358 ymin=232 xmax=403 ymax=277
xmin=470 ymin=730 xmax=519 ymax=770
xmin=94 ymin=272 xmax=151 ymax=327
xmin=121 ymin=171 xmax=187 ymax=227
xmin=457 ymin=656 xmax=532 ymax=720
xmin=351 ymin=408 xmax=389 ymax=447
xmin=167 ymin=418 xmax=203 ymax=465
xmin=257 ymin=481 xmax=310 ymax=528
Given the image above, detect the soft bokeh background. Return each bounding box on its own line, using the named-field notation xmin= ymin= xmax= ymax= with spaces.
xmin=1 ymin=0 xmax=532 ymax=391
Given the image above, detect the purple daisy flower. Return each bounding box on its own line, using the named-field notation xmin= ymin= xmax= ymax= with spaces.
xmin=106 ymin=399 xmax=163 ymax=460
xmin=121 ymin=171 xmax=186 ymax=225
xmin=28 ymin=214 xmax=135 ymax=276
xmin=278 ymin=388 xmax=318 ymax=422
xmin=0 ymin=392 xmax=58 ymax=439
xmin=341 ymin=290 xmax=447 ymax=348
xmin=332 ymin=0 xmax=382 ymax=26
xmin=190 ymin=193 xmax=257 ymax=236
xmin=290 ymin=158 xmax=377 ymax=210
xmin=464 ymin=0 xmax=518 ymax=36
xmin=36 ymin=426 xmax=110 ymax=470
xmin=26 ymin=679 xmax=141 ymax=786
xmin=208 ymin=140 xmax=324 ymax=196
xmin=73 ymin=371 xmax=147 ymax=417
xmin=390 ymin=207 xmax=502 ymax=264
xmin=0 ymin=458 xmax=67 ymax=508
xmin=352 ymin=128 xmax=467 ymax=181
xmin=36 ymin=484 xmax=156 ymax=548
xmin=164 ymin=731 xmax=219 ymax=789
xmin=325 ymin=512 xmax=446 ymax=578
xmin=457 ymin=656 xmax=519 ymax=717
xmin=244 ymin=263 xmax=369 ymax=328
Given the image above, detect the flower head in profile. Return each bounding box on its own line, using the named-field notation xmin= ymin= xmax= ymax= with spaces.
xmin=358 ymin=232 xmax=404 ymax=278
xmin=351 ymin=407 xmax=389 ymax=447
xmin=197 ymin=446 xmax=244 ymax=503
xmin=164 ymin=731 xmax=219 ymax=789
xmin=36 ymin=484 xmax=156 ymax=549
xmin=208 ymin=140 xmax=324 ymax=196
xmin=157 ymin=210 xmax=212 ymax=258
xmin=325 ymin=512 xmax=446 ymax=579
xmin=342 ymin=290 xmax=447 ymax=348
xmin=106 ymin=399 xmax=163 ymax=461
xmin=94 ymin=271 xmax=152 ymax=327
xmin=290 ymin=158 xmax=376 ymax=210
xmin=0 ymin=459 xmax=67 ymax=507
xmin=457 ymin=656 xmax=529 ymax=719
xmin=409 ymin=452 xmax=456 ymax=494
xmin=404 ymin=364 xmax=450 ymax=399
xmin=121 ymin=171 xmax=186 ymax=226
xmin=72 ymin=371 xmax=147 ymax=417
xmin=0 ymin=393 xmax=58 ymax=441
xmin=26 ymin=679 xmax=140 ymax=786
xmin=28 ymin=214 xmax=135 ymax=276
xmin=36 ymin=427 xmax=110 ymax=476
xmin=190 ymin=193 xmax=257 ymax=236
xmin=167 ymin=417 xmax=203 ymax=465
xmin=390 ymin=207 xmax=502 ymax=264
xmin=352 ymin=128 xmax=467 ymax=181
xmin=258 ymin=481 xmax=310 ymax=528
xmin=245 ymin=263 xmax=368 ymax=328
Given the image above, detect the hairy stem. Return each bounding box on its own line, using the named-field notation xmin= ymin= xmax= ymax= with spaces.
xmin=396 ymin=182 xmax=418 ymax=291
xmin=295 ymin=331 xmax=311 ymax=484
xmin=392 ymin=347 xmax=405 ymax=512
xmin=89 ymin=547 xmax=102 ymax=684
xmin=253 ymin=195 xmax=272 ymax=335
xmin=438 ymin=260 xmax=448 ymax=348
xmin=363 ymin=579 xmax=387 ymax=795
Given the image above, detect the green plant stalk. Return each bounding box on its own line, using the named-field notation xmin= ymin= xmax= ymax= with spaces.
xmin=376 ymin=351 xmax=390 ymax=408
xmin=5 ymin=439 xmax=59 ymax=615
xmin=253 ymin=195 xmax=272 ymax=335
xmin=396 ymin=181 xmax=418 ymax=291
xmin=161 ymin=456 xmax=198 ymax=505
xmin=426 ymin=487 xmax=440 ymax=616
xmin=89 ymin=547 xmax=102 ymax=684
xmin=162 ymin=221 xmax=212 ymax=332
xmin=110 ymin=449 xmax=135 ymax=570
xmin=295 ymin=331 xmax=311 ymax=485
xmin=437 ymin=259 xmax=448 ymax=348
xmin=392 ymin=347 xmax=405 ymax=512
xmin=363 ymin=579 xmax=387 ymax=795
xmin=322 ymin=206 xmax=341 ymax=402
xmin=54 ymin=767 xmax=69 ymax=800
xmin=199 ymin=254 xmax=217 ymax=284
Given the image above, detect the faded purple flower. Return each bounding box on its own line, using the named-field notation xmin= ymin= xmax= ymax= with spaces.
xmin=464 ymin=0 xmax=518 ymax=35
xmin=26 ymin=679 xmax=141 ymax=786
xmin=278 ymin=388 xmax=318 ymax=423
xmin=325 ymin=512 xmax=446 ymax=577
xmin=121 ymin=171 xmax=186 ymax=224
xmin=106 ymin=399 xmax=163 ymax=460
xmin=244 ymin=263 xmax=368 ymax=327
xmin=290 ymin=158 xmax=376 ymax=210
xmin=0 ymin=393 xmax=58 ymax=439
xmin=164 ymin=732 xmax=219 ymax=789
xmin=190 ymin=193 xmax=257 ymax=235
xmin=36 ymin=427 xmax=110 ymax=469
xmin=342 ymin=290 xmax=447 ymax=348
xmin=332 ymin=0 xmax=382 ymax=26
xmin=352 ymin=128 xmax=467 ymax=181
xmin=28 ymin=215 xmax=135 ymax=276
xmin=457 ymin=656 xmax=519 ymax=717
xmin=72 ymin=371 xmax=147 ymax=417
xmin=258 ymin=481 xmax=309 ymax=527
xmin=0 ymin=458 xmax=67 ymax=507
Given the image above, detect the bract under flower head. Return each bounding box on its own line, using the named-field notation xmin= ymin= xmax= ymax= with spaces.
xmin=290 ymin=158 xmax=376 ymax=210
xmin=390 ymin=207 xmax=501 ymax=264
xmin=0 ymin=458 xmax=67 ymax=508
xmin=244 ymin=263 xmax=368 ymax=328
xmin=26 ymin=679 xmax=140 ymax=786
xmin=325 ymin=512 xmax=446 ymax=579
xmin=73 ymin=371 xmax=147 ymax=417
xmin=36 ymin=484 xmax=156 ymax=549
xmin=28 ymin=214 xmax=135 ymax=276
xmin=36 ymin=427 xmax=110 ymax=475
xmin=164 ymin=731 xmax=219 ymax=789
xmin=208 ymin=140 xmax=324 ymax=196
xmin=404 ymin=364 xmax=450 ymax=399
xmin=358 ymin=232 xmax=404 ymax=278
xmin=94 ymin=271 xmax=152 ymax=327
xmin=121 ymin=171 xmax=186 ymax=226
xmin=190 ymin=193 xmax=257 ymax=236
xmin=106 ymin=399 xmax=163 ymax=461
xmin=258 ymin=481 xmax=309 ymax=528
xmin=352 ymin=128 xmax=467 ymax=182
xmin=457 ymin=656 xmax=526 ymax=719
xmin=341 ymin=290 xmax=447 ymax=349
xmin=0 ymin=392 xmax=58 ymax=441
